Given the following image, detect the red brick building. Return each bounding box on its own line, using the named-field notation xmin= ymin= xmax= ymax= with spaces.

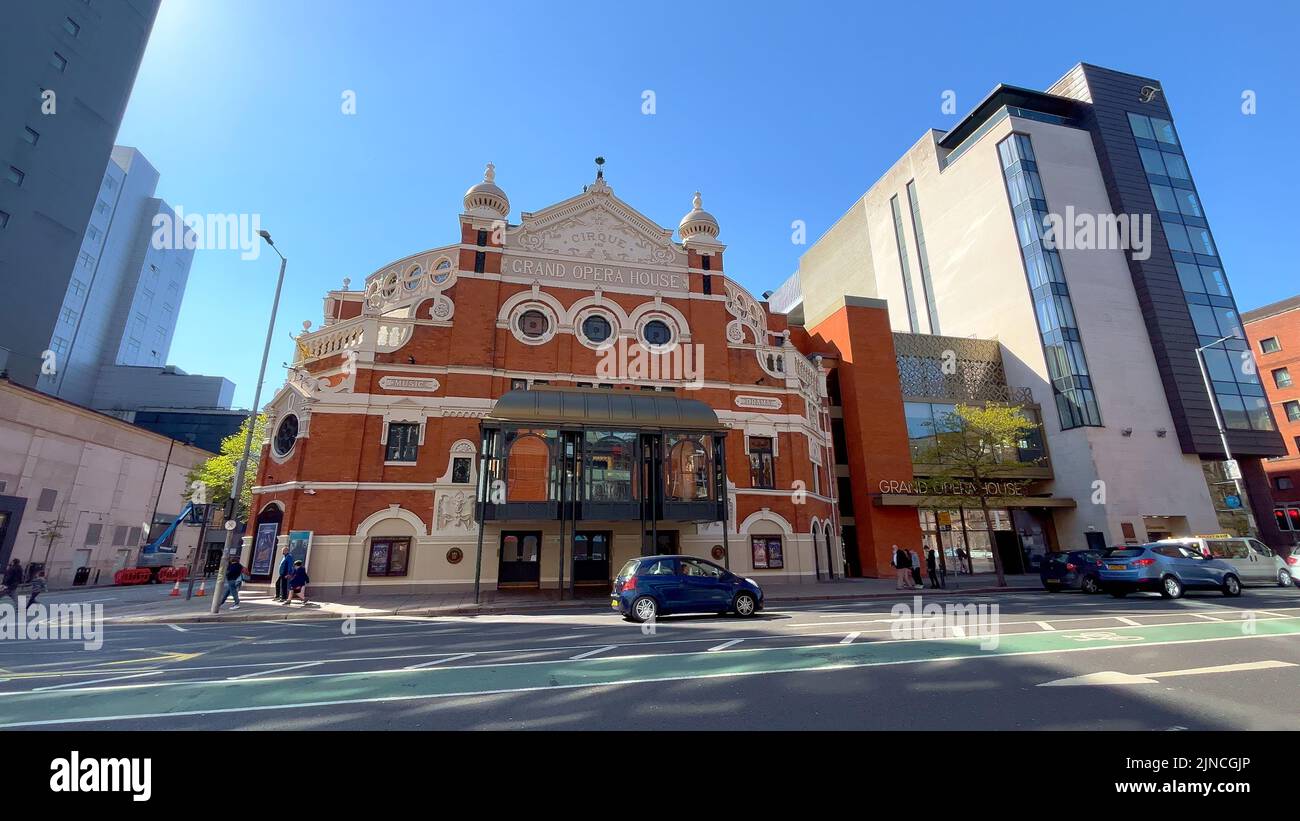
xmin=245 ymin=165 xmax=923 ymax=593
xmin=1243 ymin=295 xmax=1300 ymax=545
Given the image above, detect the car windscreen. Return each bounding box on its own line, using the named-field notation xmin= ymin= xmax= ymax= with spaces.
xmin=615 ymin=560 xmax=639 ymax=579
xmin=1106 ymin=549 xmax=1145 ymax=558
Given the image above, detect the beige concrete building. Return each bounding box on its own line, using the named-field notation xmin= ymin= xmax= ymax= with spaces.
xmin=774 ymin=63 xmax=1287 ymax=552
xmin=0 ymin=378 xmax=210 ymax=584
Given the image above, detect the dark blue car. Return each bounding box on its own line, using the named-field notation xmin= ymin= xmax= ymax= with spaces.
xmin=612 ymin=555 xmax=764 ymax=622
xmin=1041 ymin=549 xmax=1105 ymax=594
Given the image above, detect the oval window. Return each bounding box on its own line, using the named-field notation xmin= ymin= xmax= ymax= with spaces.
xmin=274 ymin=414 xmax=299 ymax=456
xmin=643 ymin=319 xmax=672 ymax=346
xmin=582 ymin=314 xmax=612 ymax=343
xmin=518 ymin=309 xmax=549 ymax=339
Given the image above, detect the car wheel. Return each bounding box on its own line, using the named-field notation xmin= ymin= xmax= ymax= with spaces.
xmin=629 ymin=595 xmax=657 ymax=623
xmin=1278 ymin=569 xmax=1292 ymax=588
xmin=733 ymin=592 xmax=757 ymax=617
xmin=1109 ymin=590 xmax=1128 ymax=598
xmin=1160 ymin=575 xmax=1184 ymax=600
xmin=1222 ymin=574 xmax=1242 ymax=597
xmin=1081 ymin=576 xmax=1101 ymax=595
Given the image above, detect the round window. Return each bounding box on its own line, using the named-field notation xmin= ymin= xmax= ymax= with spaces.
xmin=642 ymin=319 xmax=673 ymax=346
xmin=582 ymin=314 xmax=612 ymax=343
xmin=274 ymin=415 xmax=299 ymax=456
xmin=517 ymin=309 xmax=549 ymax=339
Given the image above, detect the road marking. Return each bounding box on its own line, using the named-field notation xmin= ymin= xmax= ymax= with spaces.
xmin=8 ymin=618 xmax=1300 ymax=728
xmin=228 ymin=661 xmax=322 ymax=680
xmin=840 ymin=632 xmax=859 ymax=645
xmin=708 ymin=639 xmax=744 ymax=652
xmin=570 ymin=645 xmax=617 ymax=660
xmin=1035 ymin=621 xmax=1056 ymax=631
xmin=32 ymin=671 xmax=162 ymax=692
xmin=99 ymin=650 xmax=202 ymax=667
xmin=1193 ymin=614 xmax=1223 ymax=622
xmin=403 ymin=654 xmax=474 ymax=670
xmin=1039 ymin=659 xmax=1296 ymax=687
xmin=166 ymin=625 xmax=188 ymax=633
xmin=1115 ymin=617 xmax=1141 ymax=626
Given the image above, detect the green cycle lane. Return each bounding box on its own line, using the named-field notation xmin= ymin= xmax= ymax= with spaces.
xmin=4 ymin=616 xmax=1299 ymax=727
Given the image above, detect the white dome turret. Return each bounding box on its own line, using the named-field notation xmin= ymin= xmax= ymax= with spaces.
xmin=678 ymin=191 xmax=720 ymax=243
xmin=463 ymin=162 xmax=509 ymax=219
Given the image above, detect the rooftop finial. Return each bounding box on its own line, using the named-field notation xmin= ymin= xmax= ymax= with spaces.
xmin=595 ymin=156 xmax=605 ymax=179
xmin=484 ymin=162 xmax=496 ymax=183
xmin=692 ymin=191 xmax=702 ymax=210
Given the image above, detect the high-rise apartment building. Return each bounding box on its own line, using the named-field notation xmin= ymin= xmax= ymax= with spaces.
xmin=0 ymin=0 xmax=162 ymax=388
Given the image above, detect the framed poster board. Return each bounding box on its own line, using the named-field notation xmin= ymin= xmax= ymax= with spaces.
xmin=750 ymin=536 xmax=784 ymax=570
xmin=250 ymin=522 xmax=279 ymax=577
xmin=287 ymin=530 xmax=312 ymax=574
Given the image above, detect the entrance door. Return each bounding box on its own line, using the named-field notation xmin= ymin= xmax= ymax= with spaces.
xmin=573 ymin=531 xmax=611 ymax=591
xmin=499 ymin=531 xmax=542 ymax=588
xmin=645 ymin=530 xmax=678 ymax=555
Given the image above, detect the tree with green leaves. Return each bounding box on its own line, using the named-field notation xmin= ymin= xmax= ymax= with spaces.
xmin=913 ymin=403 xmax=1040 ymax=587
xmin=184 ymin=414 xmax=266 ymax=521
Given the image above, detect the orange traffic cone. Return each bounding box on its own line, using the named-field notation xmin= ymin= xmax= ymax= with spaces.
xmin=196 ymin=580 xmax=207 ymax=597
xmin=169 ymin=581 xmax=180 ymax=597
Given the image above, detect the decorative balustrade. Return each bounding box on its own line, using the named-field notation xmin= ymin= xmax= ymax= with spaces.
xmin=295 ymin=317 xmax=365 ymax=363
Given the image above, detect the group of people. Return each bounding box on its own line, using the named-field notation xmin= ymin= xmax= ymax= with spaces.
xmin=0 ymin=558 xmax=45 ymax=608
xmin=891 ymin=544 xmax=948 ymax=590
xmin=215 ymin=546 xmax=310 ymax=612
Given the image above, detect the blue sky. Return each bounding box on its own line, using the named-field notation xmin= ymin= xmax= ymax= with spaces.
xmin=118 ymin=0 xmax=1299 ymax=410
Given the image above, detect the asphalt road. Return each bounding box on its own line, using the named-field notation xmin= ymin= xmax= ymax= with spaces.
xmin=3 ymin=585 xmax=1300 ymax=730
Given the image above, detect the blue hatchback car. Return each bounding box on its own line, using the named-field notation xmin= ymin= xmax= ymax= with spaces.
xmin=1098 ymin=543 xmax=1243 ymax=599
xmin=612 ymin=555 xmax=764 ymax=622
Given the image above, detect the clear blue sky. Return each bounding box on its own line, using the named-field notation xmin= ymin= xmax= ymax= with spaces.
xmin=118 ymin=0 xmax=1299 ymax=411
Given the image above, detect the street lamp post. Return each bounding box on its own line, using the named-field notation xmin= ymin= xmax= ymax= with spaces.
xmin=211 ymin=230 xmax=287 ymax=613
xmin=1194 ymin=334 xmax=1258 ymax=536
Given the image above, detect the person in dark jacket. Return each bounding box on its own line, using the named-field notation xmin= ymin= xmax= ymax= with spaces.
xmin=274 ymin=547 xmax=294 ymax=602
xmin=892 ymin=545 xmax=914 ymax=590
xmin=217 ymin=558 xmax=247 ymax=611
xmin=284 ymin=561 xmax=310 ymax=605
xmin=2 ymin=559 xmax=23 ymax=605
xmin=926 ymin=547 xmax=941 ymax=589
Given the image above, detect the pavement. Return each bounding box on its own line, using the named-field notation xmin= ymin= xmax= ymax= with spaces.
xmin=1 ymin=581 xmax=1298 ymax=729
xmin=41 ymin=572 xmax=1044 ymax=623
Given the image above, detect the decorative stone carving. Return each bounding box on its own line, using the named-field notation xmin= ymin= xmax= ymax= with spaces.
xmin=437 ymin=492 xmax=474 ymax=530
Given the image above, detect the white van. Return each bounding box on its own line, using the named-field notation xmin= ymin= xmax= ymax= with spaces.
xmin=1157 ymin=537 xmax=1289 ymax=588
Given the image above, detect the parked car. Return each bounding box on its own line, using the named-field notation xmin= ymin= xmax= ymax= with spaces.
xmin=612 ymin=555 xmax=764 ymax=622
xmin=1098 ymin=543 xmax=1241 ymax=599
xmin=1156 ymin=537 xmax=1290 ymax=588
xmin=1041 ymin=550 xmax=1105 ymax=593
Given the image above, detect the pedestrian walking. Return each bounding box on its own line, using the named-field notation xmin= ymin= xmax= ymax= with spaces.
xmin=1 ymin=559 xmax=23 ymax=606
xmin=957 ymin=546 xmax=971 ymax=574
xmin=274 ymin=546 xmax=294 ymax=602
xmin=910 ymin=549 xmax=923 ymax=588
xmin=284 ymin=560 xmax=310 ymax=605
xmin=27 ymin=571 xmax=47 ymax=608
xmin=892 ymin=544 xmax=914 ymax=590
xmin=926 ymin=546 xmax=941 ymax=589
xmin=217 ymin=558 xmax=247 ymax=611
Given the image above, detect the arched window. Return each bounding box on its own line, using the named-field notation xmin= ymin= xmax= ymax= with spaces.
xmin=665 ymin=435 xmax=713 ymax=501
xmin=586 ymin=431 xmax=636 ymax=502
xmin=506 ymin=433 xmax=550 ymax=501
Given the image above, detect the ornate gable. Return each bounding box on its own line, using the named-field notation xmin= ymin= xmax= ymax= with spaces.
xmin=507 ymin=177 xmax=681 ymax=268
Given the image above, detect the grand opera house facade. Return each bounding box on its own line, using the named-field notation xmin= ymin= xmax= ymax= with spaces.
xmin=244 ymin=163 xmax=1010 ymax=595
